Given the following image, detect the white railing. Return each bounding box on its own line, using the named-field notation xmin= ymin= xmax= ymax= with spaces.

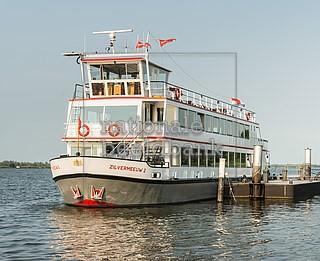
xmin=149 ymin=81 xmax=256 ymax=123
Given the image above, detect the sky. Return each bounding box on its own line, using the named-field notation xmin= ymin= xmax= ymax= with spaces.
xmin=0 ymin=0 xmax=320 ymax=164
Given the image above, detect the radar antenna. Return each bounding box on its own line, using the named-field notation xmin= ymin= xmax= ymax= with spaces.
xmin=93 ymin=29 xmax=133 ymax=53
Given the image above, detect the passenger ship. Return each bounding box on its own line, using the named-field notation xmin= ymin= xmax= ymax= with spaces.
xmin=50 ymin=29 xmax=269 ymax=207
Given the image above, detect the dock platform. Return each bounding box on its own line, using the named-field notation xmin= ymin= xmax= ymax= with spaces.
xmin=229 ymin=180 xmax=320 ymax=200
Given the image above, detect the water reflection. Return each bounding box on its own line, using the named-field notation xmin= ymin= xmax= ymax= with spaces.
xmin=49 ymin=206 xmax=176 ymax=260
xmin=46 ymin=198 xmax=320 ymax=260
xmin=3 ymin=170 xmax=320 ymax=260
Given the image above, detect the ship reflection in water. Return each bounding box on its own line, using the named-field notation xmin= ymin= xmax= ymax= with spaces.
xmin=48 ymin=199 xmax=316 ymax=260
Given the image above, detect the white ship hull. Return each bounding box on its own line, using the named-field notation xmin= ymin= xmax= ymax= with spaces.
xmin=51 ymin=156 xmax=218 ymax=207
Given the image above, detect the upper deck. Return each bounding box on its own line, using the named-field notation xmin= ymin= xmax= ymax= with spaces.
xmin=73 ymin=52 xmax=256 ymax=123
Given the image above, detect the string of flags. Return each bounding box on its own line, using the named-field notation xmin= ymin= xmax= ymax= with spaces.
xmin=135 ymin=38 xmax=176 ymax=49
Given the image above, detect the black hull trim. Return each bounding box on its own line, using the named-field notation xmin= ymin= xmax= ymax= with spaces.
xmin=53 ymin=173 xmax=217 ymax=184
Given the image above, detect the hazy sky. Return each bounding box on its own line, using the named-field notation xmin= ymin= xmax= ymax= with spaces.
xmin=1 ymin=0 xmax=319 ymax=164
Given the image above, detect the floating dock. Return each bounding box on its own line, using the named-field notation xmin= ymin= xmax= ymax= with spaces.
xmin=229 ymin=179 xmax=320 ymax=200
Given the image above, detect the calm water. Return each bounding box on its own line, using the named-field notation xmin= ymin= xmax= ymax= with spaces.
xmin=1 ymin=169 xmax=320 ymax=260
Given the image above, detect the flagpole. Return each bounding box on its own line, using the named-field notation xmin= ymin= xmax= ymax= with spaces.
xmin=234 ymin=52 xmax=238 ymax=178
xmin=235 ymin=52 xmax=238 ymax=99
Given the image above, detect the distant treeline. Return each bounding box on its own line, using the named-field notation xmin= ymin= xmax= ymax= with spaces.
xmin=0 ymin=161 xmax=50 ymax=168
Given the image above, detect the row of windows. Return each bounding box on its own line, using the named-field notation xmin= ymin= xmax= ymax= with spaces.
xmin=178 ymin=108 xmax=252 ymax=139
xmin=71 ymin=106 xmax=138 ymax=123
xmin=171 ymin=146 xmax=252 ymax=168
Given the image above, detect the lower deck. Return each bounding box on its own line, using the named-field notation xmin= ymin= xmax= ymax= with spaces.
xmin=64 ymin=139 xmax=266 ymax=179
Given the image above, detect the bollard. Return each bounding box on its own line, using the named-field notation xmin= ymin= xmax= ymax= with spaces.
xmin=217 ymin=158 xmax=226 ymax=203
xmin=252 ymin=145 xmax=263 ymax=198
xmin=304 ymin=148 xmax=312 ymax=180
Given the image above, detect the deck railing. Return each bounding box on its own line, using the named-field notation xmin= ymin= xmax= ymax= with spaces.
xmin=149 ymin=81 xmax=256 ymax=123
xmin=71 ymin=81 xmax=256 ymax=123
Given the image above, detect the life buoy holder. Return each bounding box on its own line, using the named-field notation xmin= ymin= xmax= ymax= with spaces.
xmin=175 ymin=88 xmax=182 ymax=100
xmin=107 ymin=123 xmax=121 ymax=137
xmin=78 ymin=119 xmax=90 ymax=137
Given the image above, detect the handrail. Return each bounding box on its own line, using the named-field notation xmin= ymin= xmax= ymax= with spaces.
xmin=150 ymin=80 xmax=255 ymax=114
xmin=149 ymin=80 xmax=256 ymax=123
xmin=72 ymin=83 xmax=90 ymax=99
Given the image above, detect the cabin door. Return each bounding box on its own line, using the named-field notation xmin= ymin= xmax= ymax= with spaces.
xmin=144 ymin=103 xmax=154 ymax=122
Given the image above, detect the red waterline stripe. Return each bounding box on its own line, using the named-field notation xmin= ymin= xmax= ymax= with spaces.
xmin=73 ymin=199 xmax=116 ymax=208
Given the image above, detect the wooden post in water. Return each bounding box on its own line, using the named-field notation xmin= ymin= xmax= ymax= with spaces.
xmin=252 ymin=145 xmax=263 ymax=198
xmin=263 ymin=154 xmax=270 ymax=183
xmin=304 ymin=148 xmax=312 ymax=180
xmin=217 ymin=158 xmax=226 ymax=203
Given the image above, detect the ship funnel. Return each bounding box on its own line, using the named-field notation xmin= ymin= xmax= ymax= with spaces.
xmin=93 ymin=29 xmax=133 ymax=53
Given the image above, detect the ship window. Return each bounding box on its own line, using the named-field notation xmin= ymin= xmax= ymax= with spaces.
xmin=70 ymin=106 xmax=81 ymax=122
xmin=244 ymin=125 xmax=250 ymax=139
xmin=229 ymin=152 xmax=235 ymax=168
xmin=199 ymin=149 xmax=206 ymax=167
xmin=104 ymin=106 xmax=137 ymax=122
xmin=227 ymin=120 xmax=233 ymax=136
xmin=181 ymin=147 xmax=190 ymax=166
xmin=215 ymin=152 xmax=221 ymax=167
xmin=241 ymin=153 xmax=247 ymax=168
xmin=205 ymin=115 xmax=212 ymax=132
xmin=178 ymin=108 xmax=188 ymax=128
xmin=208 ymin=150 xmax=215 ymax=167
xmin=188 ymin=110 xmax=196 ymax=129
xmin=223 ymin=151 xmax=229 ymax=167
xmin=232 ymin=122 xmax=238 ymax=137
xmin=213 ymin=117 xmax=219 ymax=133
xmin=145 ymin=104 xmax=154 ymax=122
xmin=196 ymin=113 xmax=204 ymax=130
xmin=85 ymin=106 xmax=104 ymax=123
xmin=106 ymin=82 xmax=125 ymax=95
xmin=171 ymin=146 xmax=180 ymax=167
xmin=149 ymin=64 xmax=169 ymax=81
xmin=71 ymin=146 xmax=91 ymax=156
xmin=246 ymin=154 xmax=252 ymax=168
xmin=239 ymin=124 xmax=245 ymax=138
xmin=90 ymin=65 xmax=102 ymax=80
xmin=102 ymin=63 xmax=140 ymax=80
xmin=157 ymin=108 xmax=164 ymax=122
xmin=92 ymin=83 xmax=105 ymax=96
xmin=128 ymin=82 xmax=141 ymax=95
xmin=220 ymin=119 xmax=226 ymax=135
xmin=191 ymin=148 xmax=199 ymax=167
xmin=235 ymin=152 xmax=241 ymax=168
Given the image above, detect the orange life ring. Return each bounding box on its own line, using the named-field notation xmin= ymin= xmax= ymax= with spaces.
xmin=107 ymin=123 xmax=121 ymax=137
xmin=78 ymin=119 xmax=90 ymax=137
xmin=175 ymin=88 xmax=182 ymax=100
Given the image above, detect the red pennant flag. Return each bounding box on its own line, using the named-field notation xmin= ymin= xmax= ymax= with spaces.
xmin=159 ymin=38 xmax=176 ymax=47
xmin=231 ymin=97 xmax=242 ymax=105
xmin=135 ymin=41 xmax=151 ymax=48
